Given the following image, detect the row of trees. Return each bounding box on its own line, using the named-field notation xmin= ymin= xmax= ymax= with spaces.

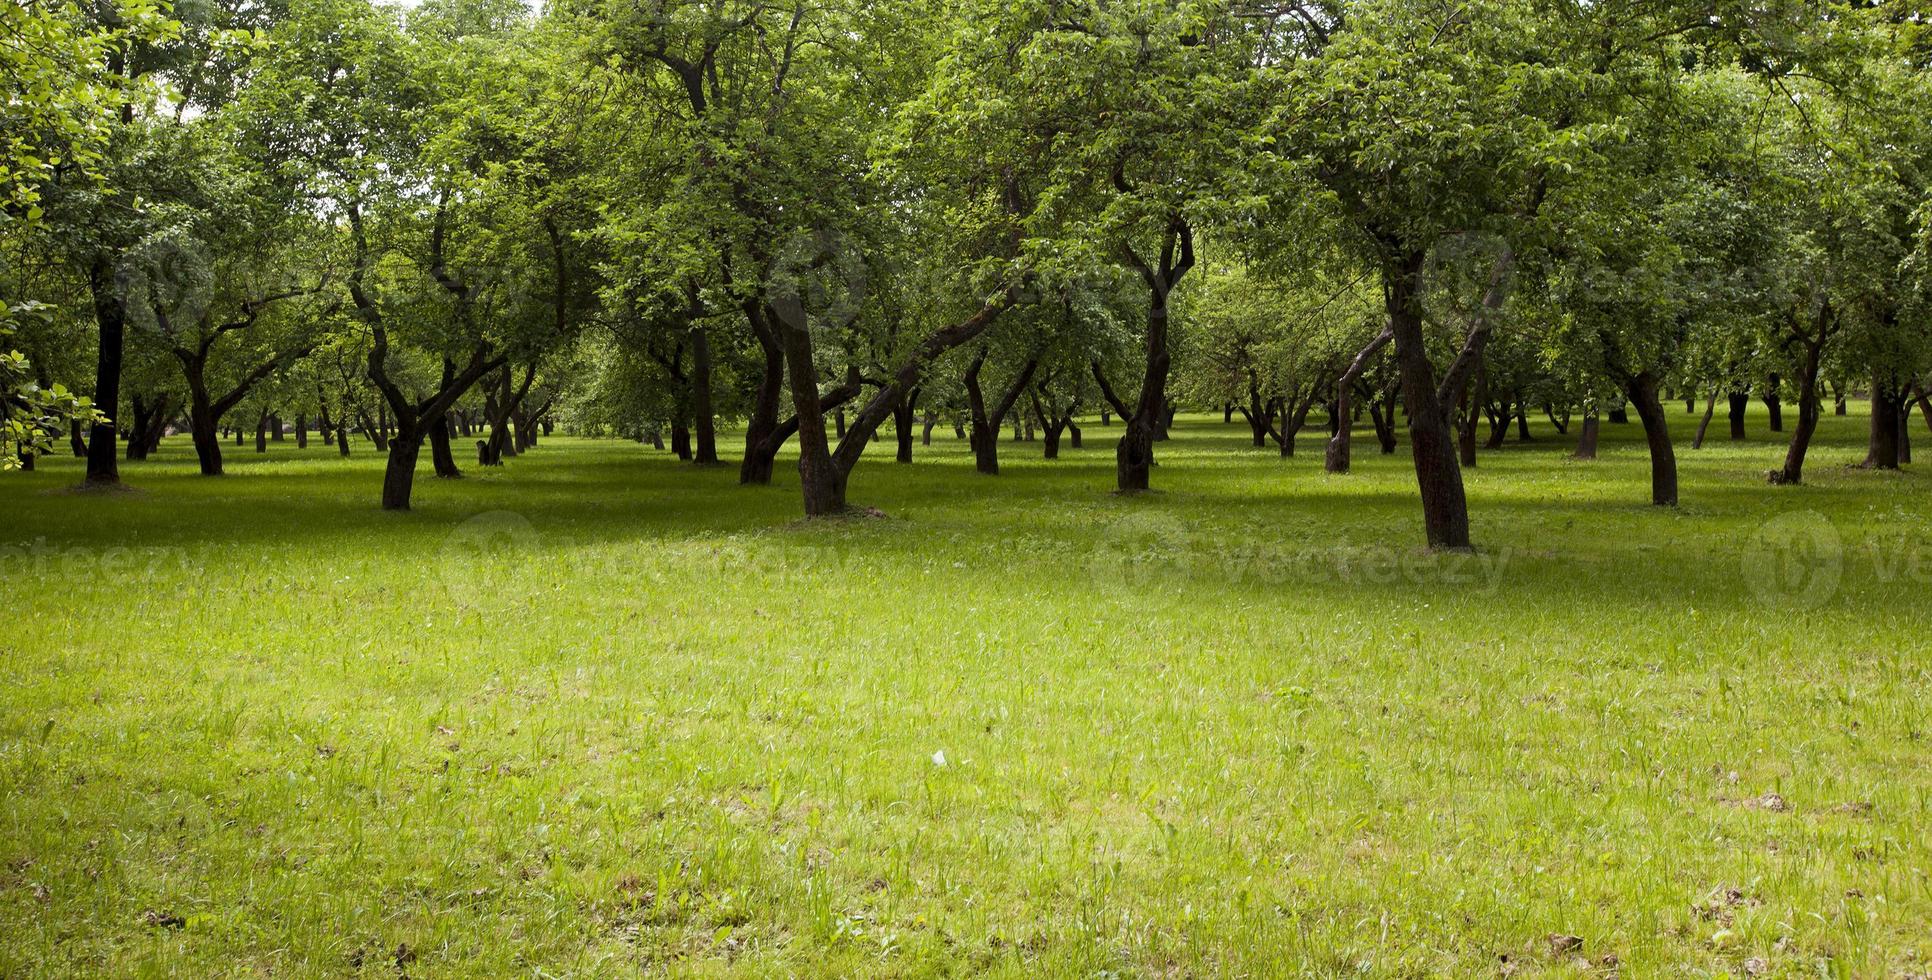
xmin=4 ymin=0 xmax=1929 ymax=549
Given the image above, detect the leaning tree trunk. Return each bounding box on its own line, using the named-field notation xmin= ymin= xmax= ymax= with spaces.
xmin=1770 ymin=335 xmax=1823 ymax=485
xmin=1692 ymin=393 xmax=1717 ymax=449
xmin=1626 ymin=372 xmax=1677 ymax=506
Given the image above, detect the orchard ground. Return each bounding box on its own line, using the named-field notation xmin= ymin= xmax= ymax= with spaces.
xmin=2 ymin=405 xmax=1929 ymax=978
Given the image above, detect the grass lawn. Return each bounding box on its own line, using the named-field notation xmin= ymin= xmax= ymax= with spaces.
xmin=2 ymin=405 xmax=1929 ymax=977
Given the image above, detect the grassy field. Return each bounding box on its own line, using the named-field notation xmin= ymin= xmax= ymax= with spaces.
xmin=2 ymin=405 xmax=1929 ymax=978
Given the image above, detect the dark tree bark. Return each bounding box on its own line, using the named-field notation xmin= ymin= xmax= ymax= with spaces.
xmin=255 ymin=410 xmax=268 ymax=453
xmin=348 ymin=202 xmax=503 ymax=510
xmin=671 ymin=423 xmax=692 ymax=461
xmin=1608 ymin=405 xmax=1629 ymax=425
xmin=893 ymin=387 xmax=919 ymax=464
xmin=1544 ymin=403 xmax=1570 ymax=435
xmin=84 ymin=256 xmax=126 ymax=484
xmin=964 ymin=350 xmax=1039 ymax=475
xmin=430 ymin=410 xmax=461 ymax=478
xmin=1626 ymin=372 xmax=1677 ymax=506
xmin=1728 ymin=390 xmax=1749 ymax=440
xmin=126 ymin=394 xmax=171 ymax=461
xmin=740 ymin=303 xmax=786 ymax=485
xmin=270 ymin=413 xmax=285 ymax=442
xmin=1693 ymin=392 xmax=1718 ymax=449
xmin=1769 ymin=306 xmax=1833 ymax=485
xmin=1068 ymin=420 xmax=1083 ymax=449
xmin=1109 ymin=213 xmax=1194 ymax=492
xmin=1863 ymin=366 xmax=1903 ymax=470
xmin=1572 ymin=411 xmax=1600 ymax=460
xmin=295 ymin=413 xmax=308 ymax=450
xmin=1515 ymin=396 xmax=1533 ymax=441
xmin=1384 ymin=245 xmax=1512 ymax=550
xmin=69 ymin=420 xmax=87 ymax=457
xmin=1762 ymin=373 xmax=1783 ymax=432
xmin=689 ymin=325 xmax=719 ymax=465
xmin=1833 ymin=381 xmax=1847 ymax=416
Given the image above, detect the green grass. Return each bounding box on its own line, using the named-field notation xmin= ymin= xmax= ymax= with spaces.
xmin=3 ymin=405 xmax=1929 ymax=977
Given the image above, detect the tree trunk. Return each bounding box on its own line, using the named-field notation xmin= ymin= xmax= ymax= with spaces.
xmin=1627 ymin=372 xmax=1677 ymax=506
xmin=85 ymin=257 xmax=125 ymax=484
xmin=1770 ymin=327 xmax=1824 ymax=485
xmin=1068 ymin=421 xmax=1083 ymax=449
xmin=430 ymin=412 xmax=462 ymax=478
xmin=69 ymin=420 xmax=87 ymax=457
xmin=1727 ymin=391 xmax=1748 ymax=440
xmin=381 ymin=430 xmax=424 ymax=511
xmin=921 ymin=412 xmax=937 ymax=446
xmin=189 ymin=403 xmax=224 ymax=475
xmin=739 ymin=305 xmax=785 ymax=485
xmin=1386 ymin=250 xmax=1472 ymax=550
xmin=1515 ymin=397 xmax=1532 ymax=441
xmin=893 ymin=388 xmax=918 ymax=464
xmin=1762 ymin=374 xmax=1783 ymax=432
xmin=1862 ymin=367 xmax=1902 ymax=470
xmin=295 ymin=414 xmax=308 ymax=449
xmin=1833 ymin=382 xmax=1847 ymax=416
xmin=1693 ymin=393 xmax=1718 ymax=449
xmin=1100 ymin=409 xmax=1111 ymax=427
xmin=255 ymin=411 xmax=268 ymax=453
xmin=778 ymin=322 xmax=846 ymax=517
xmin=270 ymin=413 xmax=285 ymax=442
xmin=690 ymin=326 xmax=719 ymax=465
xmin=1572 ymin=411 xmax=1600 ymax=460
xmin=671 ymin=421 xmax=692 ymax=462
xmin=126 ymin=395 xmax=154 ymax=461
xmin=336 ymin=422 xmax=351 ymax=457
